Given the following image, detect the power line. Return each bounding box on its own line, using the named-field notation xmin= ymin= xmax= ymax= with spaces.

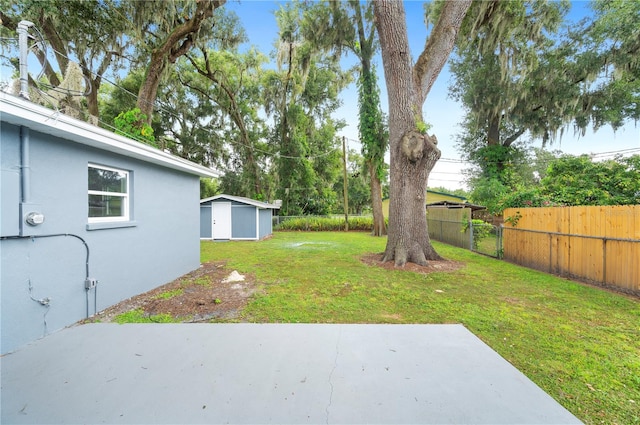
xmin=590 ymin=147 xmax=640 ymax=157
xmin=8 ymin=25 xmax=639 ymax=169
xmin=9 ymin=27 xmax=339 ymax=162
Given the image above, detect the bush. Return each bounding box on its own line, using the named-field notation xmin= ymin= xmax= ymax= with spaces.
xmin=461 ymin=219 xmax=493 ymax=250
xmin=114 ymin=108 xmax=156 ymax=147
xmin=499 ymin=187 xmax=557 ymax=210
xmin=275 ymin=216 xmax=379 ymax=232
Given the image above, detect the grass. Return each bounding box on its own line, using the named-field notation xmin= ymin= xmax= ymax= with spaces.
xmin=114 ymin=309 xmax=179 ymax=324
xmin=475 ymin=233 xmax=499 ymax=256
xmin=154 ymin=288 xmax=183 ymax=300
xmin=201 ymin=231 xmax=639 ymax=425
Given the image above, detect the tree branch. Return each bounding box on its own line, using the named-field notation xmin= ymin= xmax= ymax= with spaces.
xmin=0 ymin=10 xmax=17 ymax=30
xmin=413 ymin=0 xmax=472 ymax=104
xmin=503 ymin=128 xmax=526 ymax=147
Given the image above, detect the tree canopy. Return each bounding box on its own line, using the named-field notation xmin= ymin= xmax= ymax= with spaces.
xmin=1 ymin=0 xmax=637 ymax=224
xmin=450 ymin=0 xmax=639 ymax=214
xmin=498 ymin=154 xmax=640 ymax=209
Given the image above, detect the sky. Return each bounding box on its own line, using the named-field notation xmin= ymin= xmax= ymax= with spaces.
xmin=224 ymin=0 xmax=640 ymax=190
xmin=2 ymin=1 xmax=637 ymax=191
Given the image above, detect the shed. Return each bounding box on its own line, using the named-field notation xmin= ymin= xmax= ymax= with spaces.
xmin=200 ymin=195 xmax=280 ymax=241
xmin=382 ymin=190 xmax=469 ymax=218
xmin=426 ymin=201 xmax=486 ymax=219
xmin=1 ymin=92 xmax=218 ymax=354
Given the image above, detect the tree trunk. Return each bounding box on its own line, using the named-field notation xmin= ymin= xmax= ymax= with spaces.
xmin=82 ymin=53 xmax=113 ymax=126
xmin=382 ymin=130 xmax=443 ymax=266
xmin=487 ymin=113 xmax=501 ymax=146
xmin=137 ymin=48 xmax=167 ymax=121
xmin=374 ymin=0 xmax=470 ymax=266
xmin=353 ymin=3 xmax=386 ymax=237
xmin=368 ymin=161 xmax=387 ymax=236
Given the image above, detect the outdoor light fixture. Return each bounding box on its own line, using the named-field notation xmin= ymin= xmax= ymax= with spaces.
xmin=25 ymin=211 xmax=45 ymax=226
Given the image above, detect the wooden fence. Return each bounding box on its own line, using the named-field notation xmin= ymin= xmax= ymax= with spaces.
xmin=502 ymin=206 xmax=640 ymax=295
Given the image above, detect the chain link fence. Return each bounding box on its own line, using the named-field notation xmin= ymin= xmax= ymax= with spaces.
xmin=427 ymin=218 xmax=502 ymax=258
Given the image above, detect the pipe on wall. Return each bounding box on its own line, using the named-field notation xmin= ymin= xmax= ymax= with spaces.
xmin=20 ymin=126 xmax=30 ymax=204
xmin=0 ymin=233 xmax=95 ymax=317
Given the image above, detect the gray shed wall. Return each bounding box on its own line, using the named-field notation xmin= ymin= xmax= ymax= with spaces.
xmin=232 ymin=205 xmax=256 ymax=239
xmin=259 ymin=209 xmax=272 ymax=239
xmin=1 ymin=123 xmax=201 ymax=354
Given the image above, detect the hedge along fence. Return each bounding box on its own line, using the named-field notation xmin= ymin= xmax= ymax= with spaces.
xmin=274 ymin=216 xmax=380 ymax=232
xmin=502 ymin=205 xmax=640 ymax=295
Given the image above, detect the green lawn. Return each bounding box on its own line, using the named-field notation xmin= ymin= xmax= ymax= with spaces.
xmin=474 ymin=232 xmax=500 ymax=256
xmin=201 ymin=231 xmax=639 ymax=425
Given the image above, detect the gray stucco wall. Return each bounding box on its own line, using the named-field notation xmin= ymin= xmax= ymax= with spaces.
xmin=1 ymin=123 xmax=201 ymax=354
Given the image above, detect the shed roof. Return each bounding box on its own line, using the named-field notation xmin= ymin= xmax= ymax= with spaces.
xmin=426 ymin=189 xmax=468 ymax=202
xmin=427 ymin=201 xmax=486 ymax=211
xmin=201 ymin=194 xmax=280 ymax=210
xmin=0 ymin=92 xmax=219 ymax=178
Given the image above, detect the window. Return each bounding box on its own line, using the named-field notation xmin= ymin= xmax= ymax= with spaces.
xmin=88 ymin=164 xmax=129 ymax=222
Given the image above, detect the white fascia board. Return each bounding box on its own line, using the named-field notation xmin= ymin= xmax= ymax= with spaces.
xmin=200 ymin=194 xmax=280 ymax=209
xmin=0 ymin=93 xmax=220 ymax=178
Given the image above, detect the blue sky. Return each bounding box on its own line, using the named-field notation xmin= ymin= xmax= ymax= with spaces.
xmin=226 ymin=0 xmax=640 ymax=190
xmin=1 ymin=1 xmax=636 ymax=190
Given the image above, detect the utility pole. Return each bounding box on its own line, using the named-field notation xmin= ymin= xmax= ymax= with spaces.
xmin=342 ymin=137 xmax=349 ymax=231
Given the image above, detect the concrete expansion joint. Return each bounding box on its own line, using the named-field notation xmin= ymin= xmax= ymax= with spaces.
xmin=325 ymin=326 xmax=342 ymax=424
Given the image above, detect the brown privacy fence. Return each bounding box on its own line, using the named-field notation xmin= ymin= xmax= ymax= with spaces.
xmin=502 ymin=206 xmax=640 ymax=295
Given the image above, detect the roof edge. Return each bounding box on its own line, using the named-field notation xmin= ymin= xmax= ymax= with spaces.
xmin=201 ymin=194 xmax=280 ymax=209
xmin=0 ymin=92 xmax=220 ymax=178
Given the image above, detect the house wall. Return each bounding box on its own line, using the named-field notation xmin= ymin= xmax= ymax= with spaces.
xmin=259 ymin=209 xmax=272 ymax=239
xmin=200 ymin=204 xmax=212 ymax=238
xmin=1 ymin=124 xmax=21 ymax=235
xmin=1 ymin=123 xmax=201 ymax=354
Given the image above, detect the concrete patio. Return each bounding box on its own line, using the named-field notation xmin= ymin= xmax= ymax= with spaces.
xmin=1 ymin=323 xmax=582 ymax=424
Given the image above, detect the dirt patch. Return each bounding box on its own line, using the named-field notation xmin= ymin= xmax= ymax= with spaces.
xmin=89 ymin=255 xmax=463 ymax=324
xmin=88 ymin=261 xmax=259 ymax=323
xmin=360 ymin=253 xmax=464 ymax=274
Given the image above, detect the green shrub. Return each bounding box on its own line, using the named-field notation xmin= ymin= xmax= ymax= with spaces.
xmin=275 ymin=216 xmax=381 ymax=232
xmin=499 ymin=187 xmax=557 ymax=210
xmin=461 ymin=219 xmax=493 ymax=250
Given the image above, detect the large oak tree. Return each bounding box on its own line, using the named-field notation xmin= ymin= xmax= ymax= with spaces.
xmin=373 ymin=0 xmax=471 ymax=266
xmin=127 ymin=0 xmax=227 ymax=123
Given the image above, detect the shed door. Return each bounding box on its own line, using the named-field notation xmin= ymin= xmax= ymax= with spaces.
xmin=212 ymin=202 xmax=232 ymax=240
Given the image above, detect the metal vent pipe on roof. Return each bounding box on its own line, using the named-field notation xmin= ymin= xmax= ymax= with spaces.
xmin=17 ymin=20 xmax=34 ymax=100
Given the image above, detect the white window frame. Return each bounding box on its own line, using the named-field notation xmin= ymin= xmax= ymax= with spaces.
xmin=88 ymin=164 xmax=130 ymax=223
